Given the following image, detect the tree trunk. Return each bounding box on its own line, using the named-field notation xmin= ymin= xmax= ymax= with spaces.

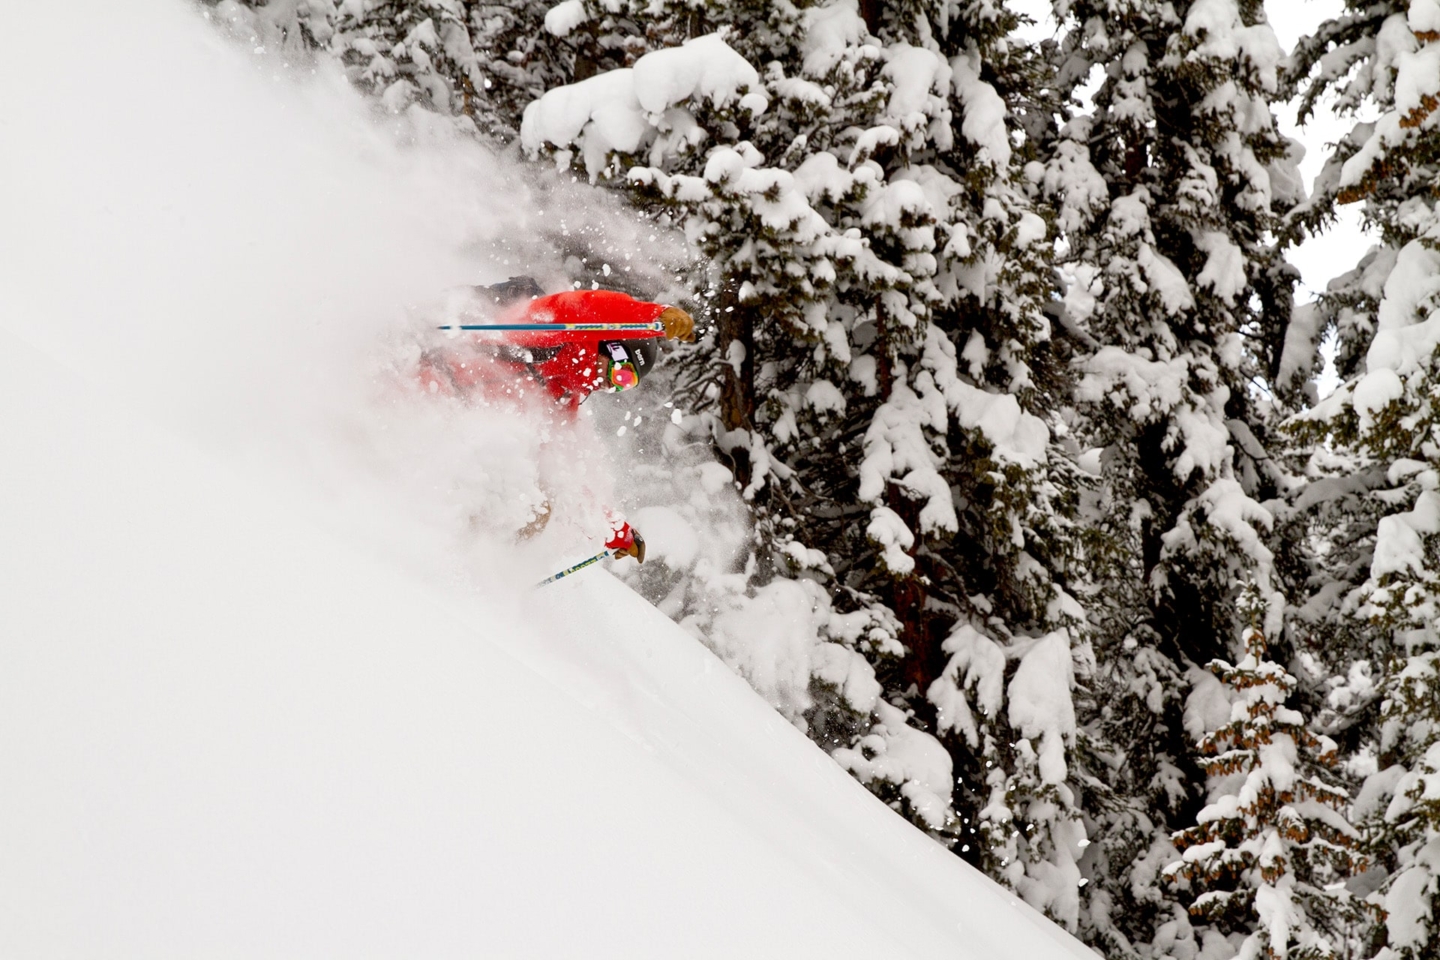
xmin=718 ymin=283 xmax=756 ymax=489
xmin=858 ymin=0 xmax=884 ymax=35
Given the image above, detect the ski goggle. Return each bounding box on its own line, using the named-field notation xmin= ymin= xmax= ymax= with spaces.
xmin=603 ymin=343 xmax=640 ymax=392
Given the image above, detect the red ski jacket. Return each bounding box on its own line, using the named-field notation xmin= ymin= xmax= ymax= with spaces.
xmin=418 ymin=290 xmax=667 ymax=414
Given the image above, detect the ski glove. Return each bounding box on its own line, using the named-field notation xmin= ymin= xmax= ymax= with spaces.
xmin=621 ymin=530 xmax=646 ymax=563
xmin=606 ymin=523 xmax=646 ymax=563
xmin=658 ymin=306 xmax=695 ymax=342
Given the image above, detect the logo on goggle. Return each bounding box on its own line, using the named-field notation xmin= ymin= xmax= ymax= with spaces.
xmin=605 ymin=343 xmax=639 ymax=391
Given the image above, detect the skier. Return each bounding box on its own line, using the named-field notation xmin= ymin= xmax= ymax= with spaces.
xmin=416 ymin=277 xmax=695 ymax=563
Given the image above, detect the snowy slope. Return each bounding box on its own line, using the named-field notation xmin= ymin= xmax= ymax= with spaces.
xmin=2 ymin=326 xmax=1100 ymax=955
xmin=0 ymin=1 xmax=1097 ymax=956
xmin=0 ymin=327 xmax=1097 ymax=959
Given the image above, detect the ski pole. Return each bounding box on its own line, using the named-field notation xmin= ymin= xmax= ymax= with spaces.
xmin=439 ymin=321 xmax=665 ymax=333
xmin=536 ymin=549 xmax=614 ymax=587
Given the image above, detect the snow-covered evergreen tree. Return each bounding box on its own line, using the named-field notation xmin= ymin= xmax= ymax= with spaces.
xmin=1287 ymin=2 xmax=1440 ymax=956
xmin=205 ymin=0 xmax=585 ymax=142
xmin=205 ymin=0 xmax=338 ymax=56
xmin=1164 ymin=592 xmax=1366 ymax=959
xmin=1040 ymin=0 xmax=1309 ymax=950
xmin=1044 ymin=0 xmax=1300 ymax=678
xmin=324 ymin=0 xmax=488 ymax=119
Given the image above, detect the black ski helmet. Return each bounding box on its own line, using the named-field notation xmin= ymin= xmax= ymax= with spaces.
xmin=599 ymin=337 xmax=659 ymax=385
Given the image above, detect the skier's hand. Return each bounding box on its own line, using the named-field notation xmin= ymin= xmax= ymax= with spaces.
xmin=613 ymin=542 xmax=644 ymax=563
xmin=659 ymin=306 xmax=695 ymax=342
xmin=605 ymin=523 xmax=646 ymax=563
xmin=614 ymin=530 xmax=646 ymax=563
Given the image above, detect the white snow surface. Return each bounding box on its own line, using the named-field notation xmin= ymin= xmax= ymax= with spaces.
xmin=543 ymin=0 xmax=587 ymax=36
xmin=1 ymin=333 xmax=1096 ymax=959
xmin=1006 ymin=632 xmax=1078 ymax=786
xmin=951 ymin=54 xmax=1012 ymax=166
xmin=0 ymin=2 xmax=1098 ymax=958
xmin=521 ymin=32 xmax=764 ymax=176
xmin=1413 ymin=0 xmax=1440 ymax=33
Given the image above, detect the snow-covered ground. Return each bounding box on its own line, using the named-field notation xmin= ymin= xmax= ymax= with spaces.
xmin=0 ymin=1 xmax=1097 ymax=957
xmin=0 ymin=320 xmax=1096 ymax=958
